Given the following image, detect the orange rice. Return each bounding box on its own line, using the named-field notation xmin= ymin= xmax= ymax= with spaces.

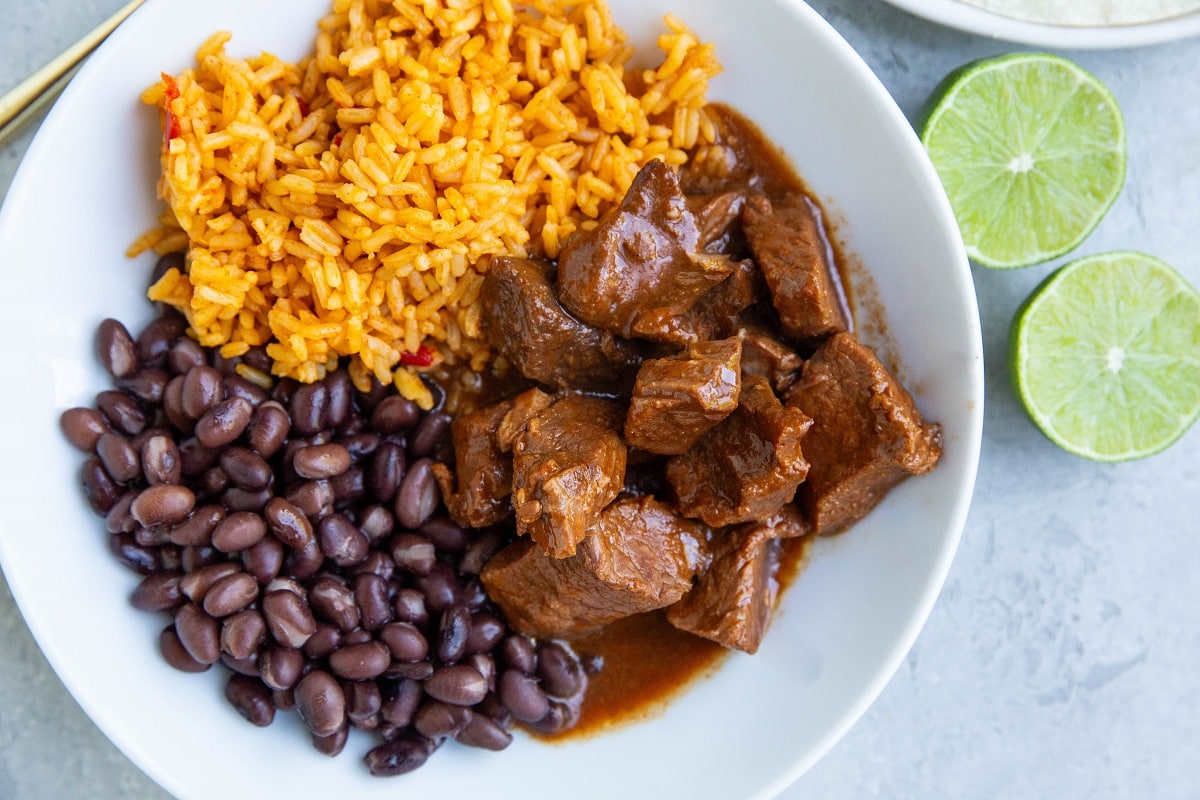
xmin=132 ymin=0 xmax=722 ymax=407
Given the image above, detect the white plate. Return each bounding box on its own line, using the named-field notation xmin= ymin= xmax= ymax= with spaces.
xmin=881 ymin=0 xmax=1200 ymax=48
xmin=0 ymin=0 xmax=982 ymax=797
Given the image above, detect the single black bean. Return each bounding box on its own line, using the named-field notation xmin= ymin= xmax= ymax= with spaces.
xmin=394 ymin=457 xmax=437 ymax=530
xmin=140 ymin=434 xmax=182 ymax=485
xmin=224 ymin=674 xmax=275 ymax=727
xmin=95 ymin=391 xmax=147 ymax=436
xmin=366 ymin=442 xmax=405 ymax=503
xmin=294 ymin=670 xmax=345 ymax=738
xmin=465 ymin=610 xmax=506 ymax=656
xmin=282 ymin=537 xmax=325 ymax=581
xmin=195 ymin=396 xmax=253 ymax=448
xmin=290 ymin=382 xmax=328 ymax=436
xmin=174 ymin=602 xmax=221 ymax=665
xmin=211 ymin=511 xmax=267 ymax=553
xmin=219 ymin=447 xmax=272 ymax=490
xmin=96 ymin=433 xmax=140 ymax=484
xmin=223 ymin=654 xmax=263 ymax=679
xmin=96 ymin=318 xmax=138 ymax=378
xmin=169 ymin=505 xmax=224 ymax=547
xmin=420 ymin=517 xmax=468 ymax=552
xmin=354 ymin=573 xmax=392 ymax=631
xmin=312 ymin=725 xmax=350 ymax=757
xmin=339 ymin=432 xmax=380 ymax=463
xmin=498 ymin=669 xmax=550 ymax=723
xmin=180 ymin=544 xmax=222 ymax=573
xmin=293 ymin=443 xmax=352 ymax=480
xmin=179 ymin=562 xmax=240 ymax=603
xmin=392 ymin=588 xmax=428 ymax=628
xmin=105 ymin=492 xmax=138 ymax=534
xmin=413 ymin=700 xmax=471 ymax=738
xmin=200 ymin=467 xmax=231 ymax=497
xmin=385 ymin=661 xmax=435 ymax=681
xmin=325 ymin=370 xmax=353 ymax=426
xmin=459 ymin=578 xmax=488 ymax=610
xmin=475 ymin=692 xmax=513 ymax=730
xmin=259 ymin=645 xmax=306 ymax=691
xmin=131 ymin=484 xmax=195 ymax=527
xmin=466 ymin=653 xmax=496 ymax=691
xmin=134 ymin=524 xmax=173 ymax=547
xmin=317 ymin=513 xmax=369 ymax=567
xmin=284 ymin=480 xmax=333 ymax=520
xmin=501 ymin=635 xmax=537 ymax=675
xmin=526 ymin=699 xmax=581 ymax=735
xmin=181 ymin=366 xmax=223 ymax=419
xmin=202 ymin=572 xmax=259 ymax=617
xmin=178 ymin=436 xmax=218 ymax=476
xmin=455 ymin=711 xmax=513 ymax=751
xmin=158 ymin=544 xmax=183 ymax=573
xmin=263 ymin=497 xmax=314 ymax=550
xmin=349 ymin=550 xmax=394 ymax=580
xmin=378 ymin=622 xmax=428 ymax=664
xmin=162 ymin=375 xmax=193 ymax=432
xmin=536 ymin=641 xmax=585 ymax=699
xmin=329 ymin=465 xmax=365 ymax=508
xmin=223 ymin=374 xmax=269 ymax=407
xmin=159 ymin=626 xmax=211 ymax=674
xmin=82 ymin=458 xmax=121 ymax=515
xmin=407 ymin=411 xmax=450 ymax=459
xmin=436 ymin=604 xmax=471 ymax=664
xmin=414 ymin=562 xmax=459 ymax=613
xmin=303 ymin=623 xmax=343 ymax=660
xmin=116 ymin=367 xmax=168 ymax=404
xmin=369 ymin=395 xmax=420 ymax=434
xmin=358 ymin=505 xmax=395 ymax=544
xmin=381 ymin=679 xmax=423 ymax=727
xmin=222 ymin=487 xmax=273 ymax=514
xmin=262 ymin=588 xmax=317 ymax=648
xmin=363 ymin=736 xmax=434 ymax=777
xmin=246 ymin=401 xmax=290 ymax=459
xmin=345 ymin=679 xmax=382 ymax=727
xmin=308 ymin=576 xmax=360 ymax=633
xmin=425 ymin=664 xmax=488 ymax=706
xmin=136 ymin=313 xmax=186 ymax=366
xmin=167 ymin=337 xmax=206 ymax=375
xmin=459 ymin=527 xmax=504 ymax=576
xmin=271 ymin=377 xmax=300 ymax=406
xmin=272 ymin=688 xmax=296 ymax=712
xmin=60 ymin=407 xmax=110 ymax=452
xmin=329 ymin=641 xmax=391 ymax=681
xmin=241 ymin=536 xmax=284 ymax=585
xmin=388 ymin=532 xmax=435 ymax=576
xmin=221 ymin=609 xmax=267 ymax=660
xmin=130 ymin=571 xmax=183 ymax=613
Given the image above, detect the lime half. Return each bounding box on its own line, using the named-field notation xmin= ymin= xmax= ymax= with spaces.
xmin=1011 ymin=251 xmax=1200 ymax=462
xmin=921 ymin=53 xmax=1126 ymax=269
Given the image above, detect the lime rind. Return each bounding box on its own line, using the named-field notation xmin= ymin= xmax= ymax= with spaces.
xmin=1011 ymin=251 xmax=1200 ymax=462
xmin=921 ymin=52 xmax=1127 ymax=270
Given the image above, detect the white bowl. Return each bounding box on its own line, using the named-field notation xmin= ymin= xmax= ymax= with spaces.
xmin=880 ymin=0 xmax=1200 ymax=48
xmin=0 ymin=0 xmax=982 ymax=797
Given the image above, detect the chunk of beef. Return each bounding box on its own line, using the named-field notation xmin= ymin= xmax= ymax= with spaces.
xmin=495 ymin=386 xmax=556 ymax=452
xmin=480 ymin=496 xmax=709 ymax=638
xmin=741 ymin=194 xmax=848 ymax=345
xmin=480 ymin=255 xmax=638 ymax=390
xmin=738 ymin=323 xmax=804 ymax=393
xmin=686 ymin=191 xmax=746 ymax=254
xmin=666 ymin=506 xmax=808 ymax=654
xmin=511 ymin=395 xmax=627 ymax=558
xmin=666 ymin=375 xmax=811 ymax=527
xmin=783 ymin=332 xmax=942 ymax=536
xmin=557 ymin=160 xmax=733 ymax=342
xmin=624 ymin=336 xmax=742 ymax=455
xmin=431 ymin=399 xmax=514 ymax=528
xmin=677 ymin=257 xmax=765 ymax=341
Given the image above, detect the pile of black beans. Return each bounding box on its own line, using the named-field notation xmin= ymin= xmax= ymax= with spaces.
xmin=60 ymin=311 xmax=587 ymax=776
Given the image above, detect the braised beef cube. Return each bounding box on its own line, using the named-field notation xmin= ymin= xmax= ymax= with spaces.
xmin=557 ymin=160 xmax=733 ymax=342
xmin=678 ymin=257 xmax=765 ymax=341
xmin=495 ymin=387 xmax=556 ymax=452
xmin=742 ymin=194 xmax=848 ymax=345
xmin=480 ymin=496 xmax=710 ymax=638
xmin=431 ymin=399 xmax=516 ymax=528
xmin=783 ymin=332 xmax=942 ymax=536
xmin=480 ymin=255 xmax=638 ymax=390
xmin=686 ymin=191 xmax=746 ymax=254
xmin=624 ymin=336 xmax=742 ymax=455
xmin=511 ymin=395 xmax=627 ymax=558
xmin=739 ymin=324 xmax=804 ymax=393
xmin=666 ymin=507 xmax=809 ymax=653
xmin=666 ymin=375 xmax=811 ymax=527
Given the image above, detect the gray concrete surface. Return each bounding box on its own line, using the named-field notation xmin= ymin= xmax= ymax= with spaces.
xmin=2 ymin=0 xmax=1198 ymax=797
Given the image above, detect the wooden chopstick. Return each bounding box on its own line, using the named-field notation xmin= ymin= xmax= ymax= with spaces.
xmin=0 ymin=0 xmax=146 ymax=145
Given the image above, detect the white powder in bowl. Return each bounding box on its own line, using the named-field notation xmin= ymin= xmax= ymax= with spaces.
xmin=956 ymin=0 xmax=1200 ymax=25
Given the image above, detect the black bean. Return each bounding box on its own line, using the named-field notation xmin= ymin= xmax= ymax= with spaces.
xmin=436 ymin=604 xmax=471 ymax=664
xmin=195 ymin=396 xmax=253 ymax=449
xmin=381 ymin=679 xmax=423 ymax=727
xmin=168 ymin=337 xmax=206 ymax=375
xmin=140 ymin=434 xmax=182 ymax=485
xmin=130 ymin=571 xmax=183 ymax=613
xmin=97 ymin=318 xmax=138 ymax=378
xmin=366 ymin=441 xmax=405 ymax=503
xmin=339 ymin=432 xmax=380 ymax=463
xmin=379 ymin=622 xmax=429 ymax=663
xmin=136 ymin=314 xmax=186 ymax=367
xmin=245 ymin=400 xmax=290 ymax=459
xmin=174 ymin=602 xmax=221 ymax=665
xmin=345 ymin=680 xmax=383 ymax=727
xmin=168 ymin=505 xmax=223 ymax=547
xmin=407 ymin=411 xmax=450 ymax=459
xmin=223 ymin=374 xmax=269 ymax=407
xmin=455 ymin=711 xmax=513 ymax=751
xmin=386 ymin=661 xmax=435 ymax=681
xmin=294 ymin=670 xmax=345 ymax=737
xmin=61 ymin=407 xmax=110 ymax=452
xmin=116 ymin=367 xmax=168 ymax=405
xmin=219 ymin=447 xmax=272 ymax=490
xmin=466 ymin=653 xmax=496 ymax=691
xmin=329 ymin=641 xmax=391 ymax=681
xmin=425 ymin=664 xmax=488 ymax=706
xmin=414 ymin=562 xmax=459 ymax=613
xmin=329 ymin=465 xmax=365 ymax=508
xmin=358 ymin=505 xmax=395 ymax=544
xmin=282 ymin=537 xmax=325 ymax=581
xmin=262 ymin=588 xmax=317 ymax=649
xmin=221 ymin=609 xmax=267 ymax=660
xmin=317 ymin=513 xmax=369 ymax=567
xmin=293 ymin=443 xmax=352 ymax=480
xmin=211 ymin=511 xmax=267 ymax=553
xmin=284 ymin=480 xmax=334 ymax=520
xmin=498 ymin=669 xmax=550 ymax=723
xmin=389 ymin=532 xmax=435 ymax=575
xmin=465 ymin=610 xmax=506 ymax=656
xmin=363 ymin=736 xmax=433 ymax=777
xmin=325 ymin=370 xmax=353 ymax=427
xmin=312 ymin=725 xmax=350 ymax=757
xmin=108 ymin=533 xmax=159 ymax=573
xmin=354 ymin=573 xmax=392 ymax=631
xmin=96 ymin=432 xmax=140 ymax=484
xmin=159 ymin=625 xmax=211 ymax=674
xmin=225 ymin=674 xmax=275 ymax=727
xmin=162 ymin=375 xmax=193 ymax=432
xmin=536 ymin=641 xmax=585 ymax=700
xmin=179 ymin=562 xmax=240 ymax=603
xmin=459 ymin=527 xmax=504 ymax=575
xmin=203 ymin=572 xmax=259 ymax=617
xmin=259 ymin=645 xmax=306 ymax=691
xmin=81 ymin=458 xmax=121 ymax=516
xmin=501 ymin=635 xmax=537 ymax=675
xmin=308 ymin=576 xmax=360 ymax=633
xmin=95 ymin=391 xmax=147 ymax=436
xmin=414 ymin=700 xmax=472 ymax=739
xmin=290 ymin=382 xmax=328 ymax=436
xmin=177 ymin=436 xmax=218 ymax=476
xmin=349 ymin=550 xmax=394 ymax=580
xmin=303 ymin=623 xmax=343 ymax=661
xmin=263 ymin=497 xmax=314 ymax=550
xmin=181 ymin=366 xmax=223 ymax=419
xmin=392 ymin=588 xmax=428 ymax=628
xmin=180 ymin=544 xmax=222 ymax=573
xmin=420 ymin=517 xmax=468 ymax=552
xmin=394 ymin=457 xmax=437 ymax=530
xmin=200 ymin=466 xmax=230 ymax=497
xmin=105 ymin=492 xmax=138 ymax=534
xmin=369 ymin=395 xmax=420 ymax=434
xmin=131 ymin=484 xmax=195 ymax=527
xmin=272 ymin=688 xmax=296 ymax=712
